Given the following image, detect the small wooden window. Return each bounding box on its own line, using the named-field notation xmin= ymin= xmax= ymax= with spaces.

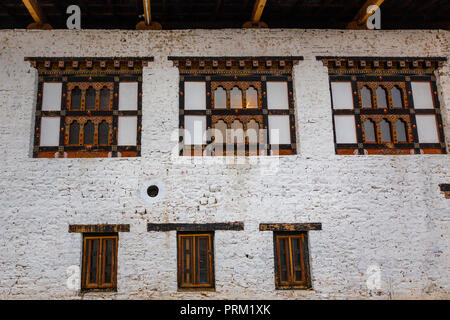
xmin=363 ymin=119 xmax=377 ymax=143
xmin=85 ymin=87 xmax=96 ymax=110
xmin=99 ymin=87 xmax=111 ymax=110
xmin=69 ymin=121 xmax=80 ymax=145
xmin=82 ymin=234 xmax=118 ymax=291
xmin=70 ymin=87 xmax=82 ymax=110
xmin=274 ymin=232 xmax=311 ymax=289
xmin=380 ymin=119 xmax=392 ymax=142
xmin=361 ymin=86 xmax=373 ymax=108
xmin=395 ymin=119 xmax=408 ymax=142
xmin=83 ymin=120 xmax=95 ymax=145
xmin=376 ymin=86 xmax=388 ymax=108
xmin=177 ymin=233 xmax=214 ymax=289
xmin=98 ymin=120 xmax=110 ymax=145
xmin=391 ymin=86 xmax=403 ymax=108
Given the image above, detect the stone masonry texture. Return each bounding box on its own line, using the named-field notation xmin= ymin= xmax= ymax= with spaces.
xmin=0 ymin=29 xmax=449 ymax=299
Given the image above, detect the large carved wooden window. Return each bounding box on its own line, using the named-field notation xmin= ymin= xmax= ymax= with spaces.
xmin=274 ymin=232 xmax=311 ymax=289
xmin=170 ymin=57 xmax=302 ymax=156
xmin=177 ymin=232 xmax=214 ymax=289
xmin=82 ymin=234 xmax=118 ymax=291
xmin=319 ymin=57 xmax=447 ymax=155
xmin=27 ymin=57 xmax=152 ymax=158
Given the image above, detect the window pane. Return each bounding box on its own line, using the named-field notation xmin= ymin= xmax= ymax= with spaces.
xmin=230 ymin=87 xmax=243 ymax=109
xmin=71 ymin=87 xmax=82 ymax=110
xmin=267 ymin=81 xmax=289 ymax=109
xmin=117 ymin=116 xmax=137 ymax=146
xmin=196 ymin=237 xmax=209 ymax=284
xmin=98 ymin=121 xmax=109 ymax=145
xmin=103 ymin=239 xmax=114 ymax=284
xmin=88 ymin=239 xmax=99 ymax=284
xmin=376 ymin=86 xmax=388 ymax=108
xmin=229 ymin=120 xmax=244 ymax=144
xmin=334 ymin=115 xmax=356 ymax=144
xmin=213 ymin=87 xmax=227 ymax=108
xmin=213 ymin=120 xmax=227 ymax=144
xmin=246 ymin=87 xmax=258 ymax=108
xmin=411 ymin=82 xmax=433 ymax=109
xmin=268 ymin=115 xmax=291 ymax=144
xmin=331 ymin=82 xmax=353 ymax=109
xmin=119 ymin=82 xmax=138 ymax=110
xmin=99 ymin=87 xmax=111 ymax=110
xmin=278 ymin=238 xmax=289 ymax=282
xmin=40 ymin=117 xmax=60 ymax=146
xmin=42 ymin=82 xmax=62 ymax=111
xmin=391 ymin=87 xmax=403 ymax=108
xmin=184 ymin=81 xmax=206 ymax=110
xmin=380 ymin=119 xmax=392 ymax=142
xmin=246 ymin=119 xmax=259 ymax=144
xmin=416 ymin=115 xmax=439 ymax=143
xmin=183 ymin=237 xmax=193 ymax=284
xmin=69 ymin=121 xmax=80 ymax=145
xmin=291 ymin=238 xmax=303 ymax=282
xmin=395 ymin=120 xmax=408 ymax=142
xmin=83 ymin=121 xmax=94 ymax=145
xmin=361 ymin=86 xmax=372 ymax=108
xmin=363 ymin=120 xmax=376 ymax=142
xmin=185 ymin=116 xmax=206 ymax=145
xmin=85 ymin=87 xmax=96 ymax=110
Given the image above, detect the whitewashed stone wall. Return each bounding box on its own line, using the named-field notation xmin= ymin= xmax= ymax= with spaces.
xmin=0 ymin=29 xmax=449 ymax=299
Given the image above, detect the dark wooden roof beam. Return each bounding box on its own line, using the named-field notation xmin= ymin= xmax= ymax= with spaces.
xmin=22 ymin=0 xmax=52 ymax=29
xmin=347 ymin=0 xmax=385 ymax=30
xmin=243 ymin=0 xmax=268 ymax=28
xmin=136 ymin=0 xmax=162 ymax=30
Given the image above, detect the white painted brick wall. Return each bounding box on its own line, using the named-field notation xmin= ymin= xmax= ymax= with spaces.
xmin=0 ymin=29 xmax=449 ymax=299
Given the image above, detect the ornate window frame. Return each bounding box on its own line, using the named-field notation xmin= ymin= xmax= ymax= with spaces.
xmin=169 ymin=57 xmax=303 ymax=156
xmin=317 ymin=56 xmax=447 ymax=155
xmin=26 ymin=57 xmax=153 ymax=158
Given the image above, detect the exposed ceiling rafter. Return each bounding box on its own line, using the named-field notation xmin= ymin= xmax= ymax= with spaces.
xmin=21 ymin=0 xmax=52 ymax=29
xmin=136 ymin=0 xmax=162 ymax=30
xmin=347 ymin=0 xmax=385 ymax=30
xmin=243 ymin=0 xmax=268 ymax=28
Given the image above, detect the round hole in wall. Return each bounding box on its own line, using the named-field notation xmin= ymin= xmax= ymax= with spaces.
xmin=147 ymin=185 xmax=159 ymax=198
xmin=140 ymin=180 xmax=166 ymax=204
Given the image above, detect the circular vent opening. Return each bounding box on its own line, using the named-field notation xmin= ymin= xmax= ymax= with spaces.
xmin=147 ymin=185 xmax=159 ymax=198
xmin=141 ymin=180 xmax=165 ymax=204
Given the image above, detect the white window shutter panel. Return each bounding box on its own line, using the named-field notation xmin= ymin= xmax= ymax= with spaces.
xmin=42 ymin=83 xmax=62 ymax=111
xmin=40 ymin=117 xmax=60 ymax=146
xmin=184 ymin=82 xmax=206 ymax=110
xmin=119 ymin=82 xmax=138 ymax=110
xmin=118 ymin=116 xmax=137 ymax=146
xmin=267 ymin=82 xmax=289 ymax=110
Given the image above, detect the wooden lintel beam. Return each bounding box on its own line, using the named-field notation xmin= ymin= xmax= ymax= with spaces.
xmin=347 ymin=0 xmax=385 ymax=29
xmin=251 ymin=0 xmax=267 ymax=23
